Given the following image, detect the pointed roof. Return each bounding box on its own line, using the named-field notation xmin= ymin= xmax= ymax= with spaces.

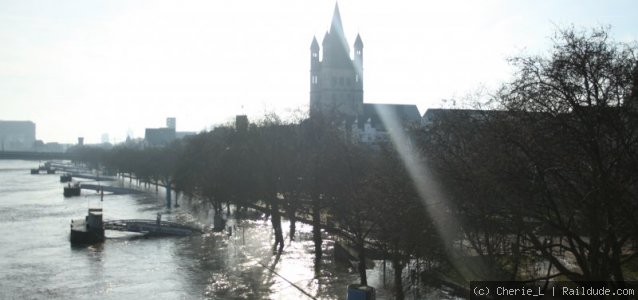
xmin=322 ymin=31 xmax=330 ymax=46
xmin=330 ymin=2 xmax=344 ymax=36
xmin=354 ymin=33 xmax=363 ymax=48
xmin=310 ymin=36 xmax=319 ymax=51
xmin=326 ymin=2 xmax=349 ymax=54
xmin=321 ymin=2 xmax=351 ymax=66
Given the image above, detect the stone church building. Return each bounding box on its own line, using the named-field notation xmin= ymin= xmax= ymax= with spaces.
xmin=309 ymin=3 xmax=421 ymax=142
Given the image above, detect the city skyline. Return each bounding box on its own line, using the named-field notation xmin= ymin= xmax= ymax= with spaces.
xmin=1 ymin=0 xmax=637 ymax=144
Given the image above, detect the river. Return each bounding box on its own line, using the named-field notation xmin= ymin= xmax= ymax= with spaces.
xmin=0 ymin=159 xmax=461 ymax=299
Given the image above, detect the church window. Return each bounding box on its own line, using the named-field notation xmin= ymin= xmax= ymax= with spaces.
xmin=312 ymin=52 xmax=318 ymax=58
xmin=312 ymin=75 xmax=318 ymax=84
xmin=355 ymin=75 xmax=359 ymax=82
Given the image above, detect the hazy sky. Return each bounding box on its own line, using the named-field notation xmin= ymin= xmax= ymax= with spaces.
xmin=1 ymin=0 xmax=637 ymax=144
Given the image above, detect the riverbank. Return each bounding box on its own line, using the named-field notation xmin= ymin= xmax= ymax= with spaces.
xmin=106 ymin=170 xmax=464 ymax=299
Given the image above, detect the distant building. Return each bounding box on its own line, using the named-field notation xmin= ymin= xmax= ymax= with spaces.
xmin=0 ymin=121 xmax=36 ymax=151
xmin=236 ymin=115 xmax=248 ymax=133
xmin=361 ymin=104 xmax=422 ymax=130
xmin=421 ymin=108 xmax=510 ymax=129
xmin=166 ymin=117 xmax=176 ymax=129
xmin=101 ymin=133 xmax=110 ymax=144
xmin=41 ymin=142 xmax=66 ymax=153
xmin=144 ymin=128 xmax=176 ymax=147
xmin=309 ymin=4 xmax=420 ymax=143
xmin=176 ymin=131 xmax=197 ymax=139
xmin=144 ymin=117 xmax=197 ymax=147
xmin=77 ymin=137 xmax=84 ymax=146
xmin=351 ymin=104 xmax=422 ymax=144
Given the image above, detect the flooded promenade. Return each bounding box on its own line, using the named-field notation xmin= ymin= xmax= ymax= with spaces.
xmin=0 ymin=159 xmax=428 ymax=299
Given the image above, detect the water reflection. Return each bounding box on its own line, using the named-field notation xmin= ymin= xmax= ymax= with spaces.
xmin=2 ymin=160 xmax=451 ymax=299
xmin=170 ymin=208 xmax=358 ymax=299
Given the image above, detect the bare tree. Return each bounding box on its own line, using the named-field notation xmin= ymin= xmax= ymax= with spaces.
xmin=497 ymin=27 xmax=638 ymax=286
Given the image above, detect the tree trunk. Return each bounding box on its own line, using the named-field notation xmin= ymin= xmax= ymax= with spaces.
xmin=288 ymin=197 xmax=297 ymax=241
xmin=216 ymin=200 xmax=222 ymax=213
xmin=357 ymin=239 xmax=368 ymax=286
xmin=392 ymin=255 xmax=405 ymax=300
xmin=312 ymin=194 xmax=323 ymax=264
xmin=271 ymin=196 xmax=284 ymax=253
xmin=510 ymin=231 xmax=522 ymax=280
xmin=611 ymin=238 xmax=628 ymax=297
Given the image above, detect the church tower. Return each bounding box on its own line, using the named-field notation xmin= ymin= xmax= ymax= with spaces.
xmin=310 ymin=3 xmax=364 ymax=119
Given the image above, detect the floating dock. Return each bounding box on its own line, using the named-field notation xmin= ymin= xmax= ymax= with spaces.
xmin=68 ymin=174 xmax=116 ymax=181
xmin=60 ymin=174 xmax=72 ymax=182
xmin=70 ymin=208 xmax=105 ymax=244
xmin=63 ymin=183 xmax=141 ymax=197
xmin=80 ymin=184 xmax=142 ymax=195
xmin=71 ymin=210 xmax=200 ymax=245
xmin=30 ymin=164 xmax=56 ymax=174
xmin=64 ymin=182 xmax=81 ymax=197
xmin=104 ymin=213 xmax=201 ymax=236
xmin=104 ymin=219 xmax=201 ymax=236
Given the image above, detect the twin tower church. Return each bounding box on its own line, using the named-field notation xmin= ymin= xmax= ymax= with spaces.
xmin=309 ymin=3 xmax=363 ymax=118
xmin=308 ymin=3 xmax=421 ymax=134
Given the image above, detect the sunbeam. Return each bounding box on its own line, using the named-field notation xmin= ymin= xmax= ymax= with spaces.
xmin=375 ymin=104 xmax=489 ymax=282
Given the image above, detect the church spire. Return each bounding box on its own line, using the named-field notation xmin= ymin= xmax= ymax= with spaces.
xmin=310 ymin=36 xmax=319 ymax=51
xmin=325 ymin=2 xmax=349 ymax=60
xmin=330 ymin=2 xmax=344 ymax=36
xmin=354 ymin=33 xmax=363 ymax=48
xmin=354 ymin=33 xmax=363 ymax=68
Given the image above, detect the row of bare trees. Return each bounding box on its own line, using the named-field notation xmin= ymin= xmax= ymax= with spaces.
xmin=71 ymin=27 xmax=638 ymax=298
xmin=74 ymin=114 xmax=439 ymax=299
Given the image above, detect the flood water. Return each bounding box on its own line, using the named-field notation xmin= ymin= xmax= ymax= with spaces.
xmin=0 ymin=159 xmax=411 ymax=299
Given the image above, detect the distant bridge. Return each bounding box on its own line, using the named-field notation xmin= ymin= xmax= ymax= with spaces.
xmin=0 ymin=151 xmax=71 ymax=160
